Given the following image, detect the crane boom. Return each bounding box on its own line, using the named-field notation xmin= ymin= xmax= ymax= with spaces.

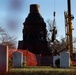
xmin=67 ymin=0 xmax=73 ymax=57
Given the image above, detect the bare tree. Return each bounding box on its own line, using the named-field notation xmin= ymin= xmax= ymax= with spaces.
xmin=46 ymin=19 xmax=66 ymax=55
xmin=46 ymin=19 xmax=76 ymax=55
xmin=0 ymin=27 xmax=17 ymax=49
xmin=72 ymin=37 xmax=76 ymax=52
xmin=46 ymin=19 xmax=53 ymax=42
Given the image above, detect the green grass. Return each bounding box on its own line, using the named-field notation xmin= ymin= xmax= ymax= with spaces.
xmin=0 ymin=66 xmax=76 ymax=75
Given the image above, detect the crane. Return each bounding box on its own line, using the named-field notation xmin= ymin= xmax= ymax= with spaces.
xmin=51 ymin=0 xmax=74 ymax=57
xmin=51 ymin=0 xmax=57 ymax=43
xmin=64 ymin=0 xmax=74 ymax=57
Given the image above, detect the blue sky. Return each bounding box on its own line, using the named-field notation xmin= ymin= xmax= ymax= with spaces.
xmin=0 ymin=0 xmax=76 ymax=42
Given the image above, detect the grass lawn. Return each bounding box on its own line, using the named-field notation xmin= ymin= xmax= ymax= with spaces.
xmin=0 ymin=66 xmax=76 ymax=75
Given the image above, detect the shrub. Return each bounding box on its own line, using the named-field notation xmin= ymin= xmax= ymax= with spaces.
xmin=22 ymin=61 xmax=26 ymax=67
xmin=8 ymin=58 xmax=12 ymax=68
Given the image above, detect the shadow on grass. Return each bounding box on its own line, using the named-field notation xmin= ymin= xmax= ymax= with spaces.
xmin=0 ymin=67 xmax=76 ymax=75
xmin=0 ymin=71 xmax=76 ymax=75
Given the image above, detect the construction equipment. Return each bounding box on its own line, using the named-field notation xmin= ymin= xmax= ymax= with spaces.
xmin=51 ymin=0 xmax=57 ymax=42
xmin=51 ymin=11 xmax=57 ymax=42
xmin=64 ymin=0 xmax=74 ymax=57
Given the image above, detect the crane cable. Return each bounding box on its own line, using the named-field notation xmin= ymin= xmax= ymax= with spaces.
xmin=54 ymin=0 xmax=56 ymax=12
xmin=53 ymin=0 xmax=56 ymax=28
xmin=51 ymin=0 xmax=57 ymax=42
